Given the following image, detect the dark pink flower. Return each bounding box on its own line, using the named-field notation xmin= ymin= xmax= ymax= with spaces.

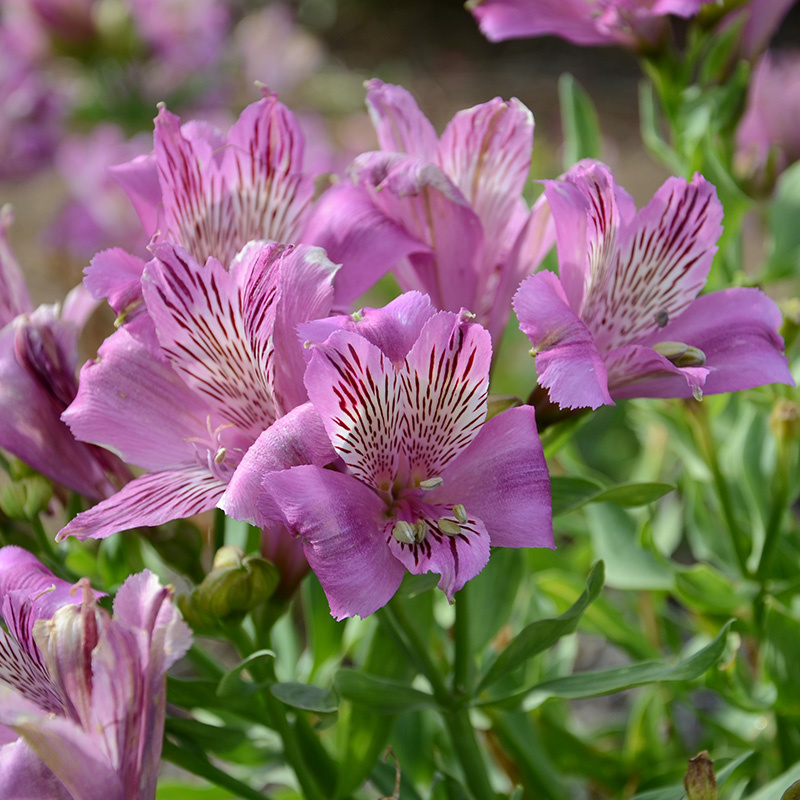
xmin=514 ymin=161 xmax=793 ymax=409
xmin=250 ymin=293 xmax=553 ymax=619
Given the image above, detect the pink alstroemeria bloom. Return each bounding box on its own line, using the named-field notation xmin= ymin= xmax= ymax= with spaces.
xmin=58 ymin=240 xmax=338 ymax=541
xmin=0 ymin=209 xmax=129 ymax=500
xmin=92 ymin=91 xmax=315 ymax=321
xmin=303 ymin=80 xmax=553 ymax=345
xmin=736 ymin=51 xmax=800 ymax=180
xmin=514 ymin=161 xmax=793 ymax=410
xmin=0 ymin=546 xmax=191 ymax=800
xmin=468 ymin=0 xmax=709 ymax=48
xmin=253 ymin=292 xmax=553 ymax=620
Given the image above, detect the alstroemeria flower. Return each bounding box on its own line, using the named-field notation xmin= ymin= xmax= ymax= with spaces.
xmin=303 ymin=80 xmax=553 ymax=345
xmin=0 ymin=209 xmax=129 ymax=500
xmin=736 ymin=50 xmax=800 ymax=182
xmin=90 ymin=91 xmax=314 ymax=321
xmin=58 ymin=240 xmax=338 ymax=540
xmin=514 ymin=161 xmax=793 ymax=410
xmin=0 ymin=546 xmax=191 ymax=800
xmin=468 ymin=0 xmax=709 ymax=48
xmin=254 ymin=292 xmax=553 ymax=620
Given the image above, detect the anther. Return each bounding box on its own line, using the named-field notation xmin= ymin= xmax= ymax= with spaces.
xmin=453 ymin=504 xmax=468 ymax=524
xmin=653 ymin=341 xmax=706 ymax=368
xmin=351 ymin=309 xmax=364 ymax=322
xmin=419 ymin=476 xmax=443 ymax=491
xmin=392 ymin=521 xmax=416 ymax=544
xmin=413 ymin=521 xmax=427 ymax=542
xmin=438 ymin=518 xmax=461 ymax=536
xmin=214 ymin=448 xmax=227 ymax=464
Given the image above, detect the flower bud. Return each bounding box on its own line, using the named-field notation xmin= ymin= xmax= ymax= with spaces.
xmin=781 ymin=779 xmax=800 ymax=800
xmin=183 ymin=547 xmax=280 ymax=627
xmin=683 ymin=751 xmax=718 ymax=800
xmin=0 ymin=476 xmax=52 ymax=520
xmin=770 ymin=399 xmax=800 ymax=444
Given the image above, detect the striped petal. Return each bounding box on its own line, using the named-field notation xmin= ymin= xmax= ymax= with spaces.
xmin=437 ymin=97 xmax=534 ymax=247
xmin=364 ymin=79 xmax=438 ymax=160
xmin=57 ymin=467 xmax=226 ymax=541
xmin=144 ymin=243 xmax=277 ymax=439
xmin=304 ymin=331 xmax=402 ymax=491
xmin=583 ymin=172 xmax=723 ymax=352
xmin=400 ymin=310 xmax=491 ymax=480
xmin=0 ymin=737 xmax=73 ymax=800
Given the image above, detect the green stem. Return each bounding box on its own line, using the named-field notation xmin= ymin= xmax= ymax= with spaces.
xmin=212 ymin=507 xmax=226 ymax=552
xmin=452 ymin=583 xmax=473 ymax=696
xmin=757 ymin=443 xmax=791 ymax=582
xmin=443 ymin=707 xmax=497 ymax=800
xmin=688 ymin=402 xmax=751 ymax=577
xmin=227 ymin=624 xmax=328 ymax=800
xmin=381 ymin=598 xmax=450 ymax=704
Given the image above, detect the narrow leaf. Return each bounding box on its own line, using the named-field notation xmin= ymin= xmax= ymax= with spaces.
xmin=335 ymin=669 xmax=438 ymax=714
xmin=477 ymin=562 xmax=604 ymax=692
xmin=216 ymin=649 xmax=275 ymax=698
xmin=559 ymin=73 xmax=602 ymax=170
xmin=270 ymin=681 xmax=339 ymax=713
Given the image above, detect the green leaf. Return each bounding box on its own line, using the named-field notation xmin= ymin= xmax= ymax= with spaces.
xmin=477 ymin=562 xmax=604 ymax=692
xmin=156 ymin=781 xmax=236 ymax=799
xmin=674 ymin=564 xmax=755 ymax=615
xmin=559 ymin=73 xmax=602 ymax=170
xmin=270 ymin=681 xmax=338 ymax=713
xmin=160 ymin=740 xmax=268 ymax=800
xmin=763 ymin=599 xmax=800 ymax=716
xmin=551 ymin=476 xmax=674 ymax=516
xmin=735 ymin=758 xmax=800 ymax=800
xmin=485 ymin=620 xmax=733 ymax=711
xmin=335 ymin=669 xmax=438 ymax=714
xmin=765 ymin=161 xmax=800 ymax=281
xmin=215 ymin=649 xmax=275 ymax=698
xmin=168 ymin=677 xmax=263 ymax=722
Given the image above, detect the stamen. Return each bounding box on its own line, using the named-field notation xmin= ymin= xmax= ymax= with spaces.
xmin=419 ymin=476 xmax=443 ymax=491
xmin=351 ymin=309 xmax=364 ymax=323
xmin=438 ymin=518 xmax=461 ymax=536
xmin=653 ymin=341 xmax=707 ymax=368
xmin=214 ymin=447 xmax=227 ymax=464
xmin=413 ymin=521 xmax=428 ymax=542
xmin=392 ymin=521 xmax=416 ymax=544
xmin=453 ymin=504 xmax=468 ymax=524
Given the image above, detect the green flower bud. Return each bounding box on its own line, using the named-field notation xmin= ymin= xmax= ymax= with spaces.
xmin=780 ymin=779 xmax=800 ymax=800
xmin=770 ymin=399 xmax=800 ymax=444
xmin=683 ymin=751 xmax=718 ymax=800
xmin=0 ymin=476 xmax=53 ymax=520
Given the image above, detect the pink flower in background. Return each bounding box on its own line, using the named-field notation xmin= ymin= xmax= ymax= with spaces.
xmin=47 ymin=125 xmax=152 ymax=262
xmin=0 ymin=546 xmax=191 ymax=800
xmin=514 ymin=161 xmax=793 ymax=409
xmin=467 ymin=0 xmax=709 ymax=48
xmin=736 ymin=51 xmax=800 ymax=180
xmin=59 ymin=240 xmax=338 ymax=541
xmin=0 ymin=209 xmax=129 ymax=500
xmin=721 ymin=0 xmax=796 ymax=61
xmin=304 ymin=80 xmax=553 ymax=344
xmin=0 ymin=25 xmax=63 ymax=180
xmin=252 ymin=292 xmax=553 ymax=619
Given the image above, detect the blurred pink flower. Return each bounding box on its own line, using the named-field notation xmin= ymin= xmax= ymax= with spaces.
xmin=468 ymin=0 xmax=710 ymax=48
xmin=47 ymin=125 xmax=152 ymax=261
xmin=736 ymin=50 xmax=800 ymax=180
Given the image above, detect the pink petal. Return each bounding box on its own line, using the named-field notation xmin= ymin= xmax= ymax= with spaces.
xmin=388 ymin=506 xmax=491 ymax=600
xmin=0 ymin=208 xmax=33 ymax=326
xmin=63 ymin=321 xmax=210 ymax=471
xmin=544 ymin=161 xmax=620 ymax=315
xmin=301 ymin=182 xmax=429 ymax=306
xmin=144 ymin=243 xmax=277 ymax=440
xmin=587 ymin=173 xmax=723 ymax=352
xmin=604 ymin=344 xmax=708 ymax=401
xmin=0 ymin=624 xmax=63 ymax=715
xmin=438 ymin=97 xmax=534 ymax=247
xmin=109 ymin=153 xmax=161 ymax=237
xmin=221 ymin=402 xmax=337 ymax=529
xmin=56 ymin=467 xmax=226 ymax=541
xmin=0 ymin=737 xmax=73 ymax=800
xmin=514 ymin=271 xmax=612 ymax=409
xmin=364 ymin=79 xmax=438 ymax=160
xmin=435 ymin=406 xmax=553 ymax=549
xmin=221 ymin=93 xmax=314 ymax=247
xmin=401 ymin=310 xmax=491 ymax=479
xmin=299 ymin=291 xmax=436 ymax=365
xmin=355 ymin=152 xmax=484 ymax=311
xmin=82 ymin=249 xmax=147 ymax=320
xmin=304 ymin=330 xmax=402 ymax=490
xmin=259 ymin=466 xmax=405 ymax=619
